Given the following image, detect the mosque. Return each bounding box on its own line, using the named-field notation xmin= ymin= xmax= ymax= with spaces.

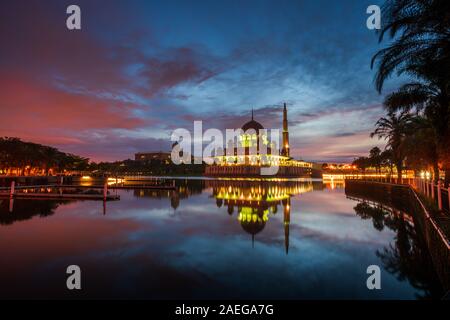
xmin=205 ymin=103 xmax=312 ymax=177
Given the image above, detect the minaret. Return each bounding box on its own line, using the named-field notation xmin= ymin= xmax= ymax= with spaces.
xmin=281 ymin=103 xmax=290 ymax=157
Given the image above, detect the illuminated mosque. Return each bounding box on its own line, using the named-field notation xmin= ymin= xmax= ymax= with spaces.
xmin=205 ymin=103 xmax=312 ymax=177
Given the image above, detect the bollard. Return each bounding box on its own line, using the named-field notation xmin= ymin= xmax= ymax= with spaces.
xmin=103 ymin=182 xmax=108 ymax=201
xmin=437 ymin=181 xmax=442 ymax=210
xmin=448 ymin=187 xmax=450 ymax=213
xmin=10 ymin=181 xmax=15 ymax=198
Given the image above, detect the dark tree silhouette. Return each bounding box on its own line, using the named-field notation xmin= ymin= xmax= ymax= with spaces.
xmin=371 ymin=111 xmax=415 ymax=180
xmin=353 ymin=200 xmax=443 ymax=299
xmin=371 ymin=0 xmax=450 ymax=185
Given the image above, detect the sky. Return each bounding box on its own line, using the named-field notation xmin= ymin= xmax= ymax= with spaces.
xmin=0 ymin=0 xmax=399 ymax=163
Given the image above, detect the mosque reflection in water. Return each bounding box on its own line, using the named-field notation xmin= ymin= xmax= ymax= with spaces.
xmin=210 ymin=180 xmax=313 ymax=253
xmin=135 ymin=179 xmax=318 ymax=254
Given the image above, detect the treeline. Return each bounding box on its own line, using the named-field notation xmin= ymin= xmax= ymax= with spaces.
xmin=0 ymin=137 xmax=204 ymax=176
xmin=355 ymin=0 xmax=450 ymax=185
xmin=353 ymin=147 xmax=394 ymax=175
xmin=0 ymin=137 xmax=89 ymax=175
xmin=90 ymin=159 xmax=205 ymax=176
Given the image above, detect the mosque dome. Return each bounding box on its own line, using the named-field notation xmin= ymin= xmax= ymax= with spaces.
xmin=241 ymin=109 xmax=264 ymax=132
xmin=241 ymin=119 xmax=264 ymax=132
xmin=238 ymin=207 xmax=268 ymax=235
xmin=240 ymin=219 xmax=266 ymax=235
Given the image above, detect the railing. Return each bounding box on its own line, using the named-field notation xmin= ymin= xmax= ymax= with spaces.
xmin=346 ymin=176 xmax=449 ymax=214
xmin=411 ymin=178 xmax=450 ymax=214
xmin=345 ymin=178 xmax=450 ymax=291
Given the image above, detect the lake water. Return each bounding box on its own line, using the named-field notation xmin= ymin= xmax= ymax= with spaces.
xmin=0 ymin=178 xmax=443 ymax=299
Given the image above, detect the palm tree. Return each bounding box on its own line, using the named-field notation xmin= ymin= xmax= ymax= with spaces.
xmin=371 ymin=0 xmax=450 ymax=93
xmin=371 ymin=111 xmax=415 ymax=180
xmin=372 ymin=0 xmax=450 ymax=185
xmin=382 ymin=64 xmax=449 ymax=183
xmin=352 ymin=156 xmax=370 ymax=174
xmin=380 ymin=149 xmax=395 ymax=175
xmin=402 ymin=116 xmax=440 ymax=181
xmin=369 ymin=146 xmax=382 ymax=174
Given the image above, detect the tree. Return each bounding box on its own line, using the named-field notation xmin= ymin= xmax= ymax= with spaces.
xmin=369 ymin=146 xmax=382 ymax=174
xmin=371 ymin=0 xmax=450 ymax=93
xmin=371 ymin=0 xmax=450 ymax=185
xmin=382 ymin=65 xmax=449 ymax=183
xmin=352 ymin=156 xmax=370 ymax=174
xmin=380 ymin=149 xmax=395 ymax=175
xmin=403 ymin=116 xmax=440 ymax=181
xmin=371 ymin=112 xmax=415 ymax=180
xmin=0 ymin=137 xmax=89 ymax=175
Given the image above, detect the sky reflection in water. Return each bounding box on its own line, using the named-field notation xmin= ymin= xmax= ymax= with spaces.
xmin=0 ymin=179 xmax=442 ymax=299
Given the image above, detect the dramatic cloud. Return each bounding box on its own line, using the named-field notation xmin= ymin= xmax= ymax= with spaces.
xmin=0 ymin=0 xmax=390 ymax=162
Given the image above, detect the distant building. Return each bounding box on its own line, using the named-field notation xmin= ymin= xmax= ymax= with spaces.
xmin=135 ymin=152 xmax=171 ymax=162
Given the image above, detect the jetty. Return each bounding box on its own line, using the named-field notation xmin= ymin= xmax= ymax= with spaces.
xmin=0 ymin=183 xmax=120 ymax=201
xmin=0 ymin=176 xmax=177 ymax=201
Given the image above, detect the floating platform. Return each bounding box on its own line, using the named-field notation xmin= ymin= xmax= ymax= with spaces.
xmin=0 ymin=192 xmax=120 ymax=201
xmin=60 ymin=184 xmax=176 ymax=190
xmin=0 ymin=179 xmax=176 ymax=201
xmin=0 ymin=184 xmax=176 ymax=191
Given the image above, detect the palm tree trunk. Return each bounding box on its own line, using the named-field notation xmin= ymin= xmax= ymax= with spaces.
xmin=396 ymin=162 xmax=402 ymax=183
xmin=433 ymin=163 xmax=440 ymax=184
xmin=440 ymin=150 xmax=450 ymax=187
xmin=438 ymin=119 xmax=450 ymax=187
xmin=444 ymin=168 xmax=450 ymax=188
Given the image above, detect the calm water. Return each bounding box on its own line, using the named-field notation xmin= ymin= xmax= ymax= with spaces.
xmin=0 ymin=179 xmax=443 ymax=299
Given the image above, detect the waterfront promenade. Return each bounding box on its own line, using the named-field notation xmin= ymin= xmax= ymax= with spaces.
xmin=345 ymin=178 xmax=450 ymax=292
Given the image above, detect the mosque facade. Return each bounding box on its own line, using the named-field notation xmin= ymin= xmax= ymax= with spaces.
xmin=205 ymin=103 xmax=312 ymax=177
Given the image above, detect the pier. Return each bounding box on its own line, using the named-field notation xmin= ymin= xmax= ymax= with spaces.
xmin=0 ymin=183 xmax=120 ymax=201
xmin=0 ymin=176 xmax=177 ymax=201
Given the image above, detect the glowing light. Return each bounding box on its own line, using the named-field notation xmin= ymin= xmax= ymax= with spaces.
xmin=107 ymin=177 xmax=124 ymax=185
